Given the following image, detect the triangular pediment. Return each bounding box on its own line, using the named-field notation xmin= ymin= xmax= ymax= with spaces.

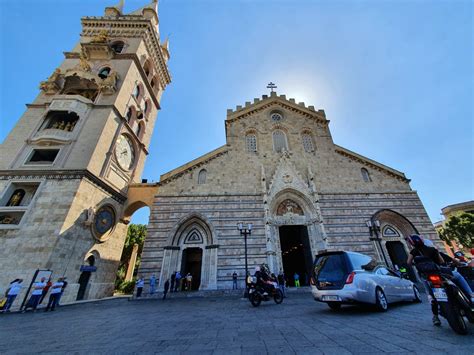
xmin=268 ymin=153 xmax=312 ymax=199
xmin=226 ymin=92 xmax=328 ymax=124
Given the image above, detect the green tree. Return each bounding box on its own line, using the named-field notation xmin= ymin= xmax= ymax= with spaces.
xmin=438 ymin=212 xmax=474 ymax=248
xmin=115 ymin=223 xmax=147 ymax=290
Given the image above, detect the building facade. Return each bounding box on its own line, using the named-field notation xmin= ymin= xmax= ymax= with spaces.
xmin=139 ymin=92 xmax=442 ymax=290
xmin=0 ymin=1 xmax=170 ymax=303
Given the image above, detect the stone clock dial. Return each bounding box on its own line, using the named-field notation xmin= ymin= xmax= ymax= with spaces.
xmin=115 ymin=134 xmax=135 ymax=170
xmin=93 ymin=206 xmax=115 ymax=238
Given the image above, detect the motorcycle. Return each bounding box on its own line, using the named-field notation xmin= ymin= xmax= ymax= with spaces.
xmin=247 ymin=276 xmax=283 ymax=307
xmin=415 ymin=256 xmax=474 ymax=335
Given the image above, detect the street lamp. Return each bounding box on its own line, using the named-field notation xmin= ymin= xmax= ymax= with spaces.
xmin=366 ymin=220 xmax=390 ymax=267
xmin=237 ymin=222 xmax=252 ymax=297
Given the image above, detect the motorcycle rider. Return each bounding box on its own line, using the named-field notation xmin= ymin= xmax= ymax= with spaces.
xmin=406 ymin=234 xmax=474 ymax=326
xmin=254 ymin=264 xmax=273 ymax=296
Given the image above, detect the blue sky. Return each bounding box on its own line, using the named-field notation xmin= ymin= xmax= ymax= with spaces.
xmin=0 ymin=0 xmax=472 ymax=226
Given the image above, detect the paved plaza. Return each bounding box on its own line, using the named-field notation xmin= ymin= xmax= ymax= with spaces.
xmin=0 ymin=292 xmax=472 ymax=354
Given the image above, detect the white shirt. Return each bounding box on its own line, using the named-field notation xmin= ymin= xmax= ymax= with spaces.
xmin=136 ymin=279 xmax=144 ymax=288
xmin=50 ymin=282 xmax=64 ymax=295
xmin=31 ymin=281 xmax=46 ymax=296
xmin=7 ymin=282 xmax=22 ymax=296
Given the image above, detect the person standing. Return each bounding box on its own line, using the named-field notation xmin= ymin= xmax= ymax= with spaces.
xmin=57 ymin=277 xmax=68 ymax=306
xmin=174 ymin=271 xmax=182 ymax=292
xmin=163 ymin=279 xmax=170 ymax=300
xmin=170 ymin=272 xmax=176 ymax=293
xmin=24 ymin=277 xmax=47 ymax=312
xmin=149 ymin=275 xmax=156 ymax=295
xmin=294 ymin=273 xmax=300 ymax=288
xmin=39 ymin=277 xmax=52 ymax=304
xmin=44 ymin=278 xmax=64 ymax=312
xmin=277 ymin=270 xmax=286 ymax=298
xmin=232 ymin=271 xmax=238 ymax=290
xmin=186 ymin=273 xmax=193 ymax=291
xmin=136 ymin=276 xmax=145 ymax=298
xmin=2 ymin=279 xmax=23 ymax=313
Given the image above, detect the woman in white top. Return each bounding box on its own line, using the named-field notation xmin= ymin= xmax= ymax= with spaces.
xmin=2 ymin=279 xmax=23 ymax=312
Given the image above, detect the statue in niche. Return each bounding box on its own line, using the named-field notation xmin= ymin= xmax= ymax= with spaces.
xmin=51 ymin=121 xmax=60 ymax=129
xmin=276 ymin=199 xmax=304 ymax=216
xmin=58 ymin=121 xmax=66 ymax=130
xmin=6 ymin=189 xmax=25 ymax=207
xmin=65 ymin=122 xmax=72 ymax=131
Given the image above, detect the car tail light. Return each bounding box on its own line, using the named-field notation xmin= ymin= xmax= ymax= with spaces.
xmin=345 ymin=272 xmax=356 ymax=284
xmin=428 ymin=274 xmax=443 ymax=288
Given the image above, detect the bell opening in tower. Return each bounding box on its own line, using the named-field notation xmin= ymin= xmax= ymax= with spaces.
xmin=279 ymin=225 xmax=313 ymax=287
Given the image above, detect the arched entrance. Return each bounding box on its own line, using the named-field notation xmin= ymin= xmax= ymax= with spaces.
xmin=371 ymin=209 xmax=419 ymax=280
xmin=267 ymin=189 xmax=327 ymax=284
xmin=77 ymin=255 xmax=95 ymax=301
xmin=160 ymin=214 xmax=218 ymax=290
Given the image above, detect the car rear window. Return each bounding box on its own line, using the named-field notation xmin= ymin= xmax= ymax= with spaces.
xmin=347 ymin=253 xmax=372 ymax=271
xmin=313 ymin=253 xmax=349 ymax=289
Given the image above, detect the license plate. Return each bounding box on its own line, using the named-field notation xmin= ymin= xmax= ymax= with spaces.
xmin=432 ymin=288 xmax=448 ymax=302
xmin=322 ymin=295 xmax=341 ymax=301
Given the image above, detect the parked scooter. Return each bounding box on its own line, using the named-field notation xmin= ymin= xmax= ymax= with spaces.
xmin=247 ymin=276 xmax=283 ymax=307
xmin=415 ymin=256 xmax=474 ymax=335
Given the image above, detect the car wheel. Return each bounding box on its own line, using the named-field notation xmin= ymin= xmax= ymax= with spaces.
xmin=413 ymin=286 xmax=422 ymax=303
xmin=375 ymin=288 xmax=388 ymax=312
xmin=327 ymin=302 xmax=341 ymax=311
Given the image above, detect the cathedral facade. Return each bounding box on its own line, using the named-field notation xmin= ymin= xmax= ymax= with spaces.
xmin=0 ymin=1 xmax=170 ymax=303
xmin=139 ymin=92 xmax=441 ymax=290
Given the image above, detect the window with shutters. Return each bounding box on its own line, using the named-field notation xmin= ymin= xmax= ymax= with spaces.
xmin=246 ymin=134 xmax=257 ymax=153
xmin=197 ymin=169 xmax=207 ymax=184
xmin=273 ymin=130 xmax=288 ymax=152
xmin=302 ymin=133 xmax=314 ymax=152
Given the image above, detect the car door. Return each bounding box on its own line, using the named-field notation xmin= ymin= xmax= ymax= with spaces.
xmin=374 ymin=267 xmax=399 ymax=302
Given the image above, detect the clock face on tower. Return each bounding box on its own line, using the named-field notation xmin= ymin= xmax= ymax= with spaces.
xmin=115 ymin=134 xmax=135 ymax=170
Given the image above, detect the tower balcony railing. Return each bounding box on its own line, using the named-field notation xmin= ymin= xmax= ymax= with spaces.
xmin=31 ymin=128 xmax=74 ymax=144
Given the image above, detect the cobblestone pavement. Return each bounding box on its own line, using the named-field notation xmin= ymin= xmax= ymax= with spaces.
xmin=0 ymin=293 xmax=472 ymax=354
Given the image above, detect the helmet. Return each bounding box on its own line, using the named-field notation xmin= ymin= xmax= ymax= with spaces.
xmin=406 ymin=234 xmax=424 ymax=248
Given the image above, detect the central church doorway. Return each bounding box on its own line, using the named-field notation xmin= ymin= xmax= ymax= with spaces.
xmin=279 ymin=226 xmax=313 ymax=286
xmin=181 ymin=248 xmax=202 ymax=290
xmin=385 ymin=241 xmax=416 ymax=281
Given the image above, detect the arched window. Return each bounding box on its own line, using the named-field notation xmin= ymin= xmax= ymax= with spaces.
xmin=302 ymin=133 xmax=314 ymax=152
xmin=110 ymin=41 xmax=125 ymax=54
xmin=273 ymin=130 xmax=288 ymax=152
xmin=98 ymin=67 xmax=111 ymax=79
xmin=126 ymin=107 xmax=135 ymax=122
xmin=197 ymin=169 xmax=207 ymax=184
xmin=246 ymin=134 xmax=257 ymax=153
xmin=361 ymin=168 xmax=371 ymax=182
xmin=133 ymin=84 xmax=141 ymax=100
xmin=44 ymin=111 xmax=79 ymax=132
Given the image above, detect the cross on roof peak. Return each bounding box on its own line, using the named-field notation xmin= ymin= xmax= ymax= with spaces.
xmin=266 ymin=82 xmax=277 ymax=93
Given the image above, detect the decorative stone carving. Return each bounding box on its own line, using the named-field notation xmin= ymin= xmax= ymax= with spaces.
xmin=39 ymin=68 xmax=62 ymax=94
xmin=99 ymin=70 xmax=119 ymax=94
xmin=276 ymin=199 xmax=304 ymax=216
xmin=84 ymin=207 xmax=95 ymax=227
xmin=89 ymin=29 xmax=108 ymax=44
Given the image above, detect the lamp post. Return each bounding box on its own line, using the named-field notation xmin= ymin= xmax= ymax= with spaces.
xmin=366 ymin=220 xmax=390 ymax=267
xmin=237 ymin=222 xmax=252 ymax=297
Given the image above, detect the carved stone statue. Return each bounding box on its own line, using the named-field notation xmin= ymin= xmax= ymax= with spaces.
xmin=58 ymin=121 xmax=66 ymax=130
xmin=84 ymin=207 xmax=95 ymax=226
xmin=0 ymin=215 xmax=16 ymax=224
xmin=90 ymin=29 xmax=109 ymax=44
xmin=7 ymin=189 xmax=25 ymax=207
xmin=100 ymin=71 xmax=119 ymax=94
xmin=65 ymin=122 xmax=72 ymax=131
xmin=39 ymin=68 xmax=62 ymax=94
xmin=51 ymin=121 xmax=60 ymax=129
xmin=78 ymin=53 xmax=91 ymax=72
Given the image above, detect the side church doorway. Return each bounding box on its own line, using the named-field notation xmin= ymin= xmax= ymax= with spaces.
xmin=181 ymin=248 xmax=202 ymax=290
xmin=279 ymin=226 xmax=313 ymax=286
xmin=77 ymin=255 xmax=95 ymax=301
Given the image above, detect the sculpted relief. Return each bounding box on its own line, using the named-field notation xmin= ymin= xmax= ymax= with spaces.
xmin=276 ymin=199 xmax=304 ymax=216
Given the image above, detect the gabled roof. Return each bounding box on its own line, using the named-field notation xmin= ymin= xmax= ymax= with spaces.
xmin=225 ymin=91 xmax=328 ymax=124
xmin=159 ymin=145 xmax=229 ymax=185
xmin=334 ymin=145 xmax=409 ymax=182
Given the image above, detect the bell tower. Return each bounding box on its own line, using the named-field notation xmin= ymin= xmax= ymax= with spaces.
xmin=0 ymin=1 xmax=171 ymax=302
